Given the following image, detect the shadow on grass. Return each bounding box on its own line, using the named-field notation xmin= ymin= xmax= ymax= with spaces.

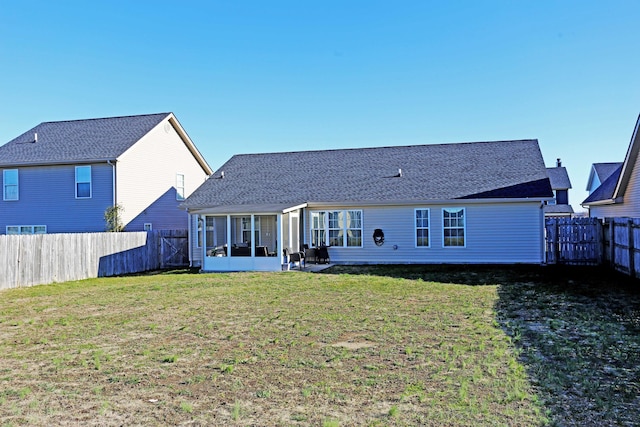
xmin=495 ymin=266 xmax=640 ymax=426
xmin=323 ymin=264 xmax=640 ymax=426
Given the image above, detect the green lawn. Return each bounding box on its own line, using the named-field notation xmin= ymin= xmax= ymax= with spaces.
xmin=0 ymin=265 xmax=638 ymax=426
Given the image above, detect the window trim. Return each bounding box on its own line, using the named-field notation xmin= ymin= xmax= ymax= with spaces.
xmin=442 ymin=207 xmax=466 ymax=248
xmin=3 ymin=169 xmax=19 ymax=201
xmin=310 ymin=209 xmax=363 ymax=248
xmin=7 ymin=225 xmax=47 ymax=235
xmin=176 ymin=173 xmax=185 ymax=201
xmin=75 ymin=165 xmax=92 ymax=199
xmin=414 ymin=208 xmax=430 ymax=248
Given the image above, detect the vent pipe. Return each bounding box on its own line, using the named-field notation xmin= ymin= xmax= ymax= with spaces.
xmin=556 ymin=158 xmax=562 ymax=167
xmin=34 ymin=132 xmax=38 ymax=143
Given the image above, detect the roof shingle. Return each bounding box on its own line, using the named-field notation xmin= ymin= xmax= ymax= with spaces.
xmin=0 ymin=113 xmax=170 ymax=166
xmin=183 ymin=139 xmax=553 ymax=210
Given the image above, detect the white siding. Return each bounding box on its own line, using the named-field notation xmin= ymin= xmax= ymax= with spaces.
xmin=304 ymin=201 xmax=545 ymax=264
xmin=116 ymin=119 xmax=209 ymax=231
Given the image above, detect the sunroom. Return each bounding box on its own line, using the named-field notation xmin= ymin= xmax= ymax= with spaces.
xmin=194 ymin=204 xmax=305 ymax=272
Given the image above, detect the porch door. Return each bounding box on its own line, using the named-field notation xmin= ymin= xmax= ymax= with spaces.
xmin=289 ymin=212 xmax=300 ymax=252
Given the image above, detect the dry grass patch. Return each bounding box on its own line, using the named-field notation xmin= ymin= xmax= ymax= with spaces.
xmin=0 ymin=267 xmax=565 ymax=425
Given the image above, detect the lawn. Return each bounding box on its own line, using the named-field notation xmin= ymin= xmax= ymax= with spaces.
xmin=0 ymin=265 xmax=638 ymax=426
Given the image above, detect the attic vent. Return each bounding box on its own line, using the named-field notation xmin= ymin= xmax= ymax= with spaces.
xmin=164 ymin=122 xmax=172 ymax=133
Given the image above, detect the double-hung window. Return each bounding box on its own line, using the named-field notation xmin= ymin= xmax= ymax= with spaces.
xmin=415 ymin=209 xmax=430 ymax=247
xmin=176 ymin=173 xmax=185 ymax=200
xmin=75 ymin=166 xmax=92 ymax=198
xmin=3 ymin=169 xmax=18 ymax=201
xmin=443 ymin=208 xmax=465 ymax=247
xmin=311 ymin=210 xmax=363 ymax=247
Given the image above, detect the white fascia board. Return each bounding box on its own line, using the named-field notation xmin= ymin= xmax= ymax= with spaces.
xmin=306 ymin=197 xmax=552 ymax=208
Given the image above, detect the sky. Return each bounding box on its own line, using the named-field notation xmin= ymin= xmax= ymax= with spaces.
xmin=1 ymin=1 xmax=640 ymax=212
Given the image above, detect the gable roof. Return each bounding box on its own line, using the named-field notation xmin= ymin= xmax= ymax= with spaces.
xmin=583 ymin=113 xmax=640 ymax=206
xmin=0 ymin=113 xmax=211 ymax=172
xmin=546 ymin=166 xmax=572 ymax=190
xmin=582 ymin=164 xmax=623 ymax=204
xmin=586 ymin=162 xmax=623 ymax=192
xmin=183 ymin=139 xmax=552 ymax=212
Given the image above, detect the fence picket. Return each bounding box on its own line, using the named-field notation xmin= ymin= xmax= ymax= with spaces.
xmin=0 ymin=230 xmax=189 ymax=290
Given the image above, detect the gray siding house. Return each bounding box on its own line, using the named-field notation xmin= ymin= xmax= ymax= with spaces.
xmin=583 ymin=114 xmax=640 ymax=218
xmin=544 ymin=158 xmax=574 ymax=218
xmin=182 ymin=139 xmax=553 ymax=271
xmin=0 ymin=113 xmax=212 ymax=234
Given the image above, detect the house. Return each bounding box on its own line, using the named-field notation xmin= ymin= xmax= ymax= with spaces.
xmin=181 ymin=139 xmax=553 ymax=272
xmin=585 ymin=162 xmax=623 ymax=195
xmin=583 ymin=114 xmax=640 ymax=218
xmin=544 ymin=158 xmax=574 ymax=218
xmin=0 ymin=113 xmax=212 ymax=234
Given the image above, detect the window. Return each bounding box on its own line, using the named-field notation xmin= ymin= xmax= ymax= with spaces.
xmin=311 ymin=211 xmax=327 ymax=248
xmin=143 ymin=223 xmax=153 ymax=231
xmin=415 ymin=209 xmax=430 ymax=247
xmin=75 ymin=166 xmax=91 ymax=198
xmin=6 ymin=225 xmax=46 ymax=235
xmin=310 ymin=210 xmax=363 ymax=247
xmin=241 ymin=216 xmax=260 ymax=244
xmin=3 ymin=169 xmax=18 ymax=201
xmin=443 ymin=208 xmax=465 ymax=247
xmin=176 ymin=174 xmax=185 ymax=200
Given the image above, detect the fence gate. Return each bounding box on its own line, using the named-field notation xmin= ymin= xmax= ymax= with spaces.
xmin=545 ymin=217 xmax=602 ymax=265
xmin=158 ymin=229 xmax=189 ymax=268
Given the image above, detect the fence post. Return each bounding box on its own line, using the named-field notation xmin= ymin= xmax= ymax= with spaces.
xmin=553 ymin=218 xmax=560 ymax=264
xmin=609 ymin=218 xmax=615 ymax=268
xmin=629 ymin=219 xmax=636 ymax=278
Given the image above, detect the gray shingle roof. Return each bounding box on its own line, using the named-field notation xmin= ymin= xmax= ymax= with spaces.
xmin=183 ymin=139 xmax=553 ymax=210
xmin=593 ymin=162 xmax=623 ymax=183
xmin=546 ymin=167 xmax=572 ymax=190
xmin=0 ymin=113 xmax=171 ymax=166
xmin=583 ymin=164 xmax=623 ymax=204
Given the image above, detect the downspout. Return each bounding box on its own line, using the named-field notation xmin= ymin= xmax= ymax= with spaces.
xmin=107 ymin=160 xmax=119 ymax=232
xmin=107 ymin=160 xmax=116 ymax=206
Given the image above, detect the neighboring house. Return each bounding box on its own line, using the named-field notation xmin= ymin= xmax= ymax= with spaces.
xmin=583 ymin=114 xmax=640 ymax=218
xmin=181 ymin=139 xmax=553 ymax=272
xmin=544 ymin=158 xmax=574 ymax=218
xmin=0 ymin=113 xmax=212 ymax=234
xmin=585 ymin=162 xmax=623 ymax=195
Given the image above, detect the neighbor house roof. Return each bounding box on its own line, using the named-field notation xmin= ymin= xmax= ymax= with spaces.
xmin=0 ymin=113 xmax=212 ymax=174
xmin=582 ymin=164 xmax=623 ymax=204
xmin=583 ymin=113 xmax=640 ymax=206
xmin=546 ymin=166 xmax=572 ymax=190
xmin=183 ymin=139 xmax=553 ymax=212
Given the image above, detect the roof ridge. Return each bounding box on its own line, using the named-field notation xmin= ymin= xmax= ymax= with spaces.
xmin=232 ymin=139 xmax=540 ymax=158
xmin=39 ymin=112 xmax=171 ymax=125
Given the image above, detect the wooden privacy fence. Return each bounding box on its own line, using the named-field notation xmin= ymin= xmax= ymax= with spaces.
xmin=602 ymin=218 xmax=640 ymax=278
xmin=0 ymin=230 xmax=189 ymax=290
xmin=545 ymin=217 xmax=640 ymax=278
xmin=545 ymin=217 xmax=603 ymax=265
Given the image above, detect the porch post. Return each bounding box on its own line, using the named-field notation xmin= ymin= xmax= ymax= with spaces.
xmin=226 ymin=215 xmax=232 ymax=257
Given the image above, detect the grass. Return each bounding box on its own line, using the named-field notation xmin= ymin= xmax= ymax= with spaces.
xmin=0 ymin=265 xmax=638 ymax=425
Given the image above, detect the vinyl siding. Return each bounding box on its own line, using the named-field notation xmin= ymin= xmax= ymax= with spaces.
xmin=590 ymin=161 xmax=640 ymax=219
xmin=116 ymin=118 xmax=209 ymax=231
xmin=304 ymin=201 xmax=544 ymax=264
xmin=0 ymin=163 xmax=113 ymax=233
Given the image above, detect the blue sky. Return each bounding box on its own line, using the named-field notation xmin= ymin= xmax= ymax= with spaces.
xmin=2 ymin=1 xmax=639 ymax=211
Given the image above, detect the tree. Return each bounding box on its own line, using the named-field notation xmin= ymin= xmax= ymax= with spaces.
xmin=104 ymin=204 xmax=125 ymax=232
